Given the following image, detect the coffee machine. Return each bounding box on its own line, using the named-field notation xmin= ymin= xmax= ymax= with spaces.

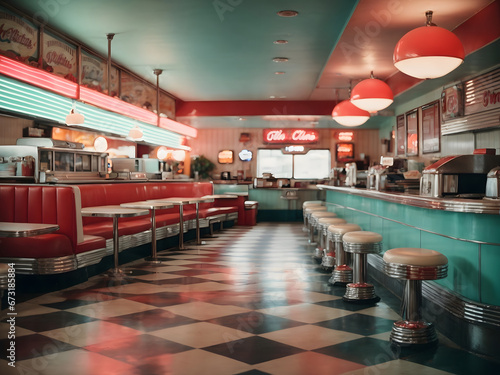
xmin=420 ymin=154 xmax=500 ymax=198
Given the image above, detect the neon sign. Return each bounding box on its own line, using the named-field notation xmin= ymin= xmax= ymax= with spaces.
xmin=337 ymin=131 xmax=354 ymax=141
xmin=263 ymin=129 xmax=319 ymax=144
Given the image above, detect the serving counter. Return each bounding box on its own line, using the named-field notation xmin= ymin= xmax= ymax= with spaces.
xmin=318 ymin=184 xmax=500 ymax=357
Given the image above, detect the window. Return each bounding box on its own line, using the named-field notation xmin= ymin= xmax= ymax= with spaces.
xmin=294 ymin=149 xmax=331 ymax=179
xmin=257 ymin=149 xmax=330 ymax=179
xmin=257 ymin=149 xmax=292 ymax=178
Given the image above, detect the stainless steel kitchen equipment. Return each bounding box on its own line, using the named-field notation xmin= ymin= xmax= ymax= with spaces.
xmin=110 ymin=158 xmax=161 ymax=180
xmin=0 ymin=139 xmax=108 ymax=183
xmin=485 ymin=166 xmax=500 ymax=199
xmin=420 ymin=154 xmax=500 ymax=197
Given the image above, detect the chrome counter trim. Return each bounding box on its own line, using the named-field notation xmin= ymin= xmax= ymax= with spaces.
xmin=0 ymin=256 xmax=77 ymax=274
xmin=321 ymin=188 xmax=500 ymax=247
xmin=317 ymin=185 xmax=500 ymax=215
xmin=76 ymin=248 xmax=107 ymax=268
xmin=368 ymin=254 xmax=500 ymax=327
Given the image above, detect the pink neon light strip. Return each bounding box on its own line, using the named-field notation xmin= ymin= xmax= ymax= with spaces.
xmin=79 ymin=87 xmax=158 ymax=124
xmin=0 ymin=55 xmax=197 ymax=138
xmin=0 ymin=56 xmax=78 ymax=98
xmin=160 ymin=117 xmax=197 ymax=138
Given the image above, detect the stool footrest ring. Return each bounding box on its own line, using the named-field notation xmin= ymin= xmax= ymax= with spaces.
xmin=343 ymin=282 xmax=380 ymax=304
xmin=321 ymin=254 xmax=335 ymax=269
xmin=390 ymin=320 xmax=437 ymax=345
xmin=329 ymin=266 xmax=353 ymax=285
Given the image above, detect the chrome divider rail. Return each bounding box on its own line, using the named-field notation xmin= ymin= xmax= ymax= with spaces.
xmin=368 ymin=254 xmax=500 ymax=327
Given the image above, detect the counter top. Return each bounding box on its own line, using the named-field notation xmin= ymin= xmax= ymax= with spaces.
xmin=317 ymin=185 xmax=500 ymax=215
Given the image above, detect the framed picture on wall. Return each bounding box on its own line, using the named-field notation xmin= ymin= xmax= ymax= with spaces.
xmin=396 ymin=114 xmax=405 ymax=156
xmin=421 ymin=101 xmax=441 ymax=154
xmin=406 ymin=109 xmax=419 ymax=156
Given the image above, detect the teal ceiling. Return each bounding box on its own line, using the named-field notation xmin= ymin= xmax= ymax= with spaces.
xmin=3 ymin=0 xmax=497 ymax=129
xmin=9 ymin=0 xmax=357 ymax=101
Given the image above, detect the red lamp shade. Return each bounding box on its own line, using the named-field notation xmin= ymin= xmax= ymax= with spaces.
xmin=332 ymin=100 xmax=370 ymax=127
xmin=394 ymin=12 xmax=464 ymax=79
xmin=351 ymin=78 xmax=393 ymax=112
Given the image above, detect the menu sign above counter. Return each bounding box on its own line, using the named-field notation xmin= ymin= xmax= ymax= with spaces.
xmin=263 ymin=129 xmax=319 ymax=144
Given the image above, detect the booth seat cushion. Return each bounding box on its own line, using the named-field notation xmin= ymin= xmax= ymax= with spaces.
xmin=155 ymin=213 xmax=183 ymax=227
xmin=0 ymin=234 xmax=73 ymax=258
xmin=198 ymin=206 xmax=238 ymax=219
xmin=83 ymin=218 xmax=152 ymax=239
xmin=75 ymin=235 xmax=106 ymax=255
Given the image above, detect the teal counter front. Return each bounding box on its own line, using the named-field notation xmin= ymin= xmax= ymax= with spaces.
xmin=320 ymin=185 xmax=500 ymax=304
xmin=319 ymin=185 xmax=500 ymax=358
xmin=248 ymin=187 xmax=325 ymax=222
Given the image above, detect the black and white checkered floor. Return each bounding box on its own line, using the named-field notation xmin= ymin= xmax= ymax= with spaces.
xmin=1 ymin=223 xmax=498 ymax=374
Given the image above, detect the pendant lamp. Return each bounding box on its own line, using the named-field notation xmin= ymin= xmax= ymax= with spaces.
xmin=65 ymin=106 xmax=84 ymax=126
xmin=351 ymin=72 xmax=393 ymax=112
xmin=393 ymin=11 xmax=464 ymax=79
xmin=332 ymin=100 xmax=370 ymax=127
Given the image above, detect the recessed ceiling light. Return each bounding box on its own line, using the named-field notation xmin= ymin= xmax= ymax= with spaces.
xmin=269 ymin=95 xmax=276 ymax=99
xmin=272 ymin=57 xmax=289 ymax=63
xmin=238 ymin=117 xmax=247 ymax=121
xmin=274 ymin=40 xmax=288 ymax=44
xmin=275 ymin=71 xmax=285 ymax=75
xmin=277 ymin=10 xmax=299 ymax=17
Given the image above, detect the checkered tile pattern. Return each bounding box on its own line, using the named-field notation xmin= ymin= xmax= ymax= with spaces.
xmin=1 ymin=223 xmax=498 ymax=374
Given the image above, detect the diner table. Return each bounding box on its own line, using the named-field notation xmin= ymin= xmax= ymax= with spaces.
xmin=81 ymin=205 xmax=149 ymax=277
xmin=0 ymin=222 xmax=60 ymax=237
xmin=120 ymin=201 xmax=174 ymax=263
xmin=147 ymin=197 xmax=214 ymax=249
xmin=201 ymin=194 xmax=238 ymax=234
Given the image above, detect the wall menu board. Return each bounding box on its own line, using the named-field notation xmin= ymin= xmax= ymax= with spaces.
xmin=336 ymin=142 xmax=354 ymax=162
xmin=81 ymin=51 xmax=106 ymax=92
xmin=406 ymin=110 xmax=419 ymax=156
xmin=218 ymin=150 xmax=234 ymax=164
xmin=42 ymin=32 xmax=77 ymax=82
xmin=422 ymin=101 xmax=440 ymax=153
xmin=121 ymin=71 xmax=157 ymax=111
xmin=159 ymin=91 xmax=176 ymax=119
xmin=0 ymin=7 xmax=38 ymax=64
xmin=396 ymin=114 xmax=405 ymax=155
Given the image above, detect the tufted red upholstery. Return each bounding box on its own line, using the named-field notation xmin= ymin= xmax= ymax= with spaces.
xmin=0 ymin=185 xmax=79 ymax=248
xmin=0 ymin=182 xmax=240 ymax=262
xmin=76 ymin=182 xmax=237 ymax=238
xmin=0 ymin=234 xmax=73 ymax=258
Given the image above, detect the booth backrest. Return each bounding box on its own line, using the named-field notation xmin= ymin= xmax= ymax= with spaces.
xmin=0 ymin=184 xmax=82 ymax=247
xmin=76 ymin=182 xmax=215 ymax=225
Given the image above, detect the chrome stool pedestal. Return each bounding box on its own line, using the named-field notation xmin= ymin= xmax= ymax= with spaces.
xmin=315 ymin=217 xmax=346 ymax=264
xmin=302 ymin=201 xmax=324 ymax=232
xmin=342 ymin=231 xmax=382 ymax=304
xmin=384 ymin=248 xmax=448 ymax=346
xmin=309 ymin=211 xmax=337 ymax=253
xmin=304 ymin=206 xmax=327 ymax=244
xmin=327 ymin=223 xmax=361 ymax=285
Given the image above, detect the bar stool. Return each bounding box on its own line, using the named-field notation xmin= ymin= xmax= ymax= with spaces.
xmin=342 ymin=231 xmax=382 ymax=304
xmin=302 ymin=202 xmax=324 ymax=226
xmin=315 ymin=217 xmax=347 ymax=265
xmin=309 ymin=211 xmax=337 ymax=245
xmin=383 ymin=248 xmax=448 ymax=346
xmin=327 ymin=224 xmax=361 ymax=285
xmin=303 ymin=205 xmax=327 ymax=235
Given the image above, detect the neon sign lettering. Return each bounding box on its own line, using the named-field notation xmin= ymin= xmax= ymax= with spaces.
xmin=263 ymin=129 xmax=319 ymax=144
